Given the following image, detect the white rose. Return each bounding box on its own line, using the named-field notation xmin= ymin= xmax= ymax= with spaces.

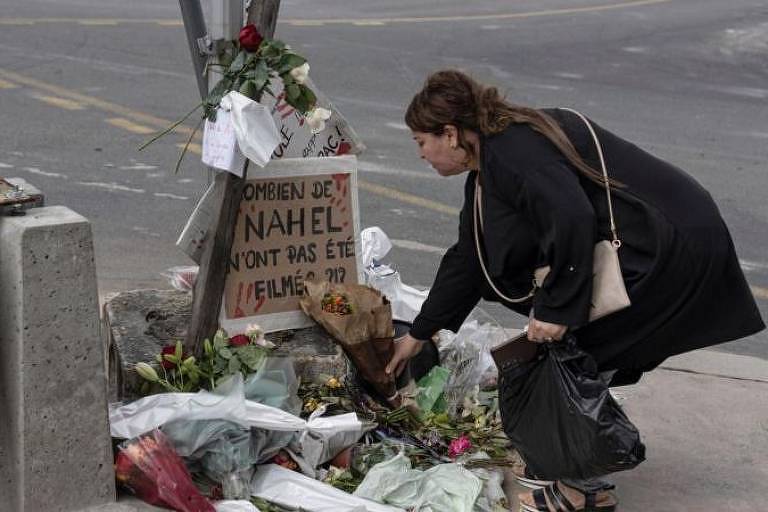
xmin=289 ymin=62 xmax=310 ymax=85
xmin=306 ymin=107 xmax=332 ymax=134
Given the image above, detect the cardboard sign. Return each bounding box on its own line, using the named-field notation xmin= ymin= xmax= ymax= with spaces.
xmin=220 ymin=155 xmax=362 ymax=333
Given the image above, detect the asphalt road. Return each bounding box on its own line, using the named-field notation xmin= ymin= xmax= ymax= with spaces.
xmin=1 ymin=0 xmax=766 ymax=358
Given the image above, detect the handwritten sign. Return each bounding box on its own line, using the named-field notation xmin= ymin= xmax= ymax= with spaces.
xmin=261 ymin=77 xmax=365 ymax=160
xmin=201 ymin=108 xmax=246 ymax=175
xmin=219 ymin=155 xmax=362 ymax=333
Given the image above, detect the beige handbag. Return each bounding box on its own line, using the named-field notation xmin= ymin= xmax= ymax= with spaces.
xmin=473 ymin=108 xmax=631 ymax=323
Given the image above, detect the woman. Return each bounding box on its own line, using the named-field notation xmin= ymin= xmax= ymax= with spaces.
xmin=385 ymin=70 xmax=765 ymax=512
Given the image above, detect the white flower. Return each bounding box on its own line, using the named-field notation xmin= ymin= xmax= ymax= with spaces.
xmin=245 ymin=323 xmax=276 ymax=348
xmin=306 ymin=107 xmax=332 ymax=134
xmin=289 ymin=62 xmax=310 ymax=85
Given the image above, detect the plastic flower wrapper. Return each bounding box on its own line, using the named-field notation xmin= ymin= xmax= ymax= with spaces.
xmin=115 ymin=429 xmax=215 ymax=512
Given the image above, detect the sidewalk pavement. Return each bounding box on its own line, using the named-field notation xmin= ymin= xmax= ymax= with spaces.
xmin=82 ymin=348 xmax=768 ymax=512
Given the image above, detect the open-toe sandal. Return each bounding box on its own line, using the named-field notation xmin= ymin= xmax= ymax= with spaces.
xmin=519 ymin=483 xmax=618 ymax=512
xmin=512 ymin=464 xmax=555 ymax=490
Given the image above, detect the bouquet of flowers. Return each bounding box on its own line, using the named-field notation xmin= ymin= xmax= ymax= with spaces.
xmin=300 ymin=279 xmax=398 ymax=403
xmin=115 ymin=430 xmax=215 ymax=512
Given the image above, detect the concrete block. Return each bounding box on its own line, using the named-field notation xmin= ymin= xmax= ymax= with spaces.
xmin=0 ymin=206 xmax=115 ymax=510
xmin=104 ymin=289 xmax=346 ymax=402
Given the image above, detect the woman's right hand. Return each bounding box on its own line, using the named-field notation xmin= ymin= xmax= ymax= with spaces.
xmin=385 ymin=334 xmax=425 ymax=377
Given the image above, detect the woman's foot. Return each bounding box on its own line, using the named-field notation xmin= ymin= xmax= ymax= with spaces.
xmin=510 ymin=461 xmax=555 ymax=489
xmin=518 ymin=481 xmax=618 ymax=512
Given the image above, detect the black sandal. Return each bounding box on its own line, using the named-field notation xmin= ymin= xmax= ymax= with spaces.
xmin=519 ymin=483 xmax=618 ymax=512
xmin=512 ymin=464 xmax=555 ymax=489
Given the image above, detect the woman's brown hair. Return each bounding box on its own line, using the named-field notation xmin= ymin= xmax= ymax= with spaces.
xmin=405 ymin=69 xmax=616 ymax=187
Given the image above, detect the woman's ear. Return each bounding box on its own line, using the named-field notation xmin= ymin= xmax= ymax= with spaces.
xmin=443 ymin=124 xmax=459 ymax=149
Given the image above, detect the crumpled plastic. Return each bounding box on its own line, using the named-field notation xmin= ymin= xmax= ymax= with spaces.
xmin=214 ymin=501 xmax=260 ymax=512
xmin=243 ymin=356 xmax=301 ymax=415
xmin=250 ymin=463 xmax=404 ymax=512
xmin=220 ymin=90 xmax=279 ymax=167
xmin=160 ymin=265 xmax=198 ymax=292
xmin=109 ymin=374 xmax=361 ymax=441
xmin=415 ymin=366 xmax=450 ymax=416
xmin=299 ymin=404 xmax=370 ymax=468
xmin=353 ymin=453 xmax=482 ymax=512
xmin=360 ymin=227 xmax=428 ymax=323
xmin=438 ymin=320 xmax=516 ymax=415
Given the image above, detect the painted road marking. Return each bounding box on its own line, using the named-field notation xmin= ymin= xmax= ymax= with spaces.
xmin=21 ymin=167 xmax=68 ymax=179
xmin=0 ymin=68 xmax=194 ymax=137
xmin=0 ymin=0 xmax=674 ymax=27
xmin=0 ymin=78 xmax=17 ymax=89
xmin=29 ymin=93 xmax=85 ymax=110
xmin=357 ymin=180 xmax=461 ymax=217
xmin=77 ymin=181 xmax=146 ymax=194
xmin=105 ymin=117 xmax=156 ymax=135
xmin=154 ymin=192 xmax=190 ymax=200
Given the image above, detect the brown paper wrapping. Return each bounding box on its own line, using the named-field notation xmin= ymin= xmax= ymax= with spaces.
xmin=300 ymin=279 xmax=396 ymax=399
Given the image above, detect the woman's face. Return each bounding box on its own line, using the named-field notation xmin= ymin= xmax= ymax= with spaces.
xmin=412 ymin=128 xmax=469 ymax=177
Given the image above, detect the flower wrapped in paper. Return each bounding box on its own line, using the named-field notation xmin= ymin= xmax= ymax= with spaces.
xmin=300 ymin=279 xmax=398 ymax=402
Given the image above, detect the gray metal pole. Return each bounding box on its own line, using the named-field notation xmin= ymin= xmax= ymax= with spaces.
xmin=178 ymin=0 xmax=209 ymax=100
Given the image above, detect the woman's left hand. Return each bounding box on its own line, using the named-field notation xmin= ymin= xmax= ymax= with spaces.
xmin=527 ymin=317 xmax=568 ymax=343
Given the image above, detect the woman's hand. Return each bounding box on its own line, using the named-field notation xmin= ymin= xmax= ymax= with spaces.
xmin=385 ymin=334 xmax=425 ymax=377
xmin=527 ymin=317 xmax=568 ymax=343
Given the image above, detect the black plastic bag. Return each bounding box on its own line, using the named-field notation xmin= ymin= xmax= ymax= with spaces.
xmin=498 ymin=334 xmax=645 ymax=480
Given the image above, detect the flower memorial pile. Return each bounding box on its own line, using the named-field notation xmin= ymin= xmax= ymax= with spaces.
xmin=119 ymin=284 xmax=518 ymax=511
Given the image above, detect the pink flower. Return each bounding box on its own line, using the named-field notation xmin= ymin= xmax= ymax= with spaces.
xmin=448 ymin=435 xmax=472 ymax=458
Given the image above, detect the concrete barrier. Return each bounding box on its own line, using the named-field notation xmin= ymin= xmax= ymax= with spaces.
xmin=0 ymin=205 xmax=115 ymax=510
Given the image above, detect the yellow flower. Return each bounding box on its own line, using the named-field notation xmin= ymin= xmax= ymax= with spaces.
xmin=325 ymin=377 xmax=342 ymax=389
xmin=303 ymin=398 xmax=320 ymax=412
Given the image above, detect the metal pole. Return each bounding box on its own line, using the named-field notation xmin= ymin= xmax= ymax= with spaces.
xmin=178 ymin=0 xmax=209 ymax=100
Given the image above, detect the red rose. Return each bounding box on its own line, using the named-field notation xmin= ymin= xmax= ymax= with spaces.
xmin=229 ymin=334 xmax=250 ymax=347
xmin=160 ymin=345 xmax=177 ymax=370
xmin=238 ymin=24 xmax=263 ymax=52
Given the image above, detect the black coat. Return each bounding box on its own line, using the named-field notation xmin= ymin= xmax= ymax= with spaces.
xmin=411 ymin=109 xmax=765 ymax=379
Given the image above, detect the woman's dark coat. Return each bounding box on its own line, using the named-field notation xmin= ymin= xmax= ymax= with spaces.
xmin=410 ymin=108 xmax=764 ymax=381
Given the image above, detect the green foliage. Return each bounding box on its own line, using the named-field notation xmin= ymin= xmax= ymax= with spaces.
xmin=135 ymin=329 xmax=273 ymax=396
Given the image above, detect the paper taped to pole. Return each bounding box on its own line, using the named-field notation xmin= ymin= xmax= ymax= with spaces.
xmin=219 ymin=155 xmax=363 ymax=334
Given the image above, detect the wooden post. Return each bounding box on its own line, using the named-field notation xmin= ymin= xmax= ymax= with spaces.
xmin=184 ymin=0 xmax=282 ymax=355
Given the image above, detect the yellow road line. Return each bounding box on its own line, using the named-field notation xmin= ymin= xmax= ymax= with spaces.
xmin=105 ymin=117 xmax=155 ymax=134
xmin=358 ymin=181 xmax=460 ymax=217
xmin=29 ymin=93 xmax=85 ymax=110
xmin=0 ymin=78 xmax=17 ymax=89
xmin=0 ymin=68 xmax=196 ymax=137
xmin=0 ymin=1 xmax=673 ymax=27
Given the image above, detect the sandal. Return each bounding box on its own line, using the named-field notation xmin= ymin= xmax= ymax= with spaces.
xmin=511 ymin=463 xmax=555 ymax=489
xmin=519 ymin=482 xmax=618 ymax=512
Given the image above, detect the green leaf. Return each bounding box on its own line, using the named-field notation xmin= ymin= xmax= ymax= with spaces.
xmin=218 ymin=347 xmax=232 ymax=360
xmin=253 ymin=60 xmax=270 ymax=93
xmin=239 ymin=79 xmax=257 ymax=99
xmin=163 ymin=354 xmax=179 ymax=365
xmin=175 ymin=340 xmax=183 ymax=360
xmin=228 ymin=355 xmax=241 ymax=374
xmin=228 ymin=50 xmax=248 ymax=75
xmin=301 ymin=85 xmax=317 ymax=109
xmin=213 ymin=330 xmax=229 ymax=349
xmin=278 ymin=53 xmax=306 ymax=74
xmin=285 ymin=83 xmax=301 ymax=101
